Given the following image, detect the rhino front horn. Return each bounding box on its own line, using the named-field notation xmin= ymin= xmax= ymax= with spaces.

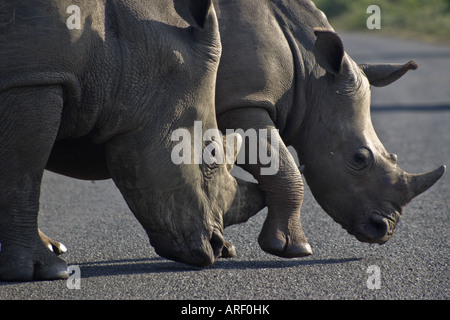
xmin=406 ymin=165 xmax=446 ymax=201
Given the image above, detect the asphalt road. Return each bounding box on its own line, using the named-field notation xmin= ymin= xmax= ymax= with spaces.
xmin=0 ymin=32 xmax=449 ymax=303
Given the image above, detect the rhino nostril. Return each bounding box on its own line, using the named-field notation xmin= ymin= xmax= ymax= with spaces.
xmin=184 ymin=249 xmax=213 ymax=268
xmin=368 ymin=215 xmax=389 ymax=241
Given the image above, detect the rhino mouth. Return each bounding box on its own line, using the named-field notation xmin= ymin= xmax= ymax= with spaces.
xmin=352 ymin=209 xmax=401 ymax=245
xmin=149 ymin=228 xmax=226 ymax=268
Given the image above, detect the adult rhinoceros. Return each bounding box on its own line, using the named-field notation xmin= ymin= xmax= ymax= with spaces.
xmin=212 ymin=0 xmax=446 ymax=257
xmin=0 ymin=0 xmax=265 ymax=281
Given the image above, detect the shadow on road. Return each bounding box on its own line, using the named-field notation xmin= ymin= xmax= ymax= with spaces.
xmin=74 ymin=256 xmax=362 ymax=279
xmin=359 ymin=51 xmax=450 ymax=61
xmin=371 ymin=104 xmax=450 ymax=112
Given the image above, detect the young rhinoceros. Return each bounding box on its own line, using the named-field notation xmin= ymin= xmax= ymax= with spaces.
xmin=0 ymin=0 xmax=265 ymax=281
xmin=213 ymin=0 xmax=445 ymax=256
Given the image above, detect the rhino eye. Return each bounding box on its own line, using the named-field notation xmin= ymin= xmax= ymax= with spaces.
xmin=354 ymin=152 xmax=367 ymax=163
xmin=349 ymin=147 xmax=372 ymax=172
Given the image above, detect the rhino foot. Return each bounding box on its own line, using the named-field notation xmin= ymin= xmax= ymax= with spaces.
xmin=220 ymin=240 xmax=237 ymax=258
xmin=39 ymin=229 xmax=67 ymax=255
xmin=258 ymin=213 xmax=312 ymax=258
xmin=0 ymin=240 xmax=69 ymax=282
xmin=259 ymin=237 xmax=312 ymax=258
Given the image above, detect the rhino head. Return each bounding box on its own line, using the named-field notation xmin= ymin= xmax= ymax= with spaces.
xmin=105 ymin=0 xmax=265 ymax=267
xmin=295 ymin=30 xmax=445 ymax=244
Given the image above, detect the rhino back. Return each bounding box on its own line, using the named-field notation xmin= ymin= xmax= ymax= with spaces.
xmin=214 ymin=0 xmax=332 ymax=132
xmin=214 ymin=0 xmax=294 ymax=119
xmin=0 ymin=0 xmax=192 ymax=85
xmin=0 ymin=0 xmax=200 ymax=140
xmin=0 ymin=0 xmax=115 ymax=139
xmin=0 ymin=1 xmax=106 ymax=88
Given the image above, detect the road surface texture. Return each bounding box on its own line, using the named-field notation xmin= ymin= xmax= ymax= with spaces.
xmin=0 ymin=32 xmax=449 ymax=301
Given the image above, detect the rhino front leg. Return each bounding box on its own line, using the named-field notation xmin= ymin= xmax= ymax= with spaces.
xmin=218 ymin=108 xmax=312 ymax=258
xmin=222 ymin=178 xmax=266 ymax=258
xmin=0 ymin=87 xmax=68 ymax=281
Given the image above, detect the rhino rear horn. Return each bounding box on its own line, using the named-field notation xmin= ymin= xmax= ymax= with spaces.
xmin=359 ymin=60 xmax=419 ymax=87
xmin=406 ymin=165 xmax=446 ymax=201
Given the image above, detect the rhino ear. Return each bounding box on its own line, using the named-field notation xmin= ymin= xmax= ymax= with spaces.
xmin=313 ymin=29 xmax=345 ymax=75
xmin=174 ymin=0 xmax=214 ymax=29
xmin=359 ymin=60 xmax=419 ymax=87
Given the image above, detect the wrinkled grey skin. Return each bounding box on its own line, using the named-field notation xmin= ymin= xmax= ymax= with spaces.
xmin=0 ymin=0 xmax=265 ymax=281
xmin=213 ymin=0 xmax=446 ymax=257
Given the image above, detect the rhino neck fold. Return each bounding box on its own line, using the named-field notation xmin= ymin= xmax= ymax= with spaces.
xmin=270 ymin=0 xmax=332 ymax=145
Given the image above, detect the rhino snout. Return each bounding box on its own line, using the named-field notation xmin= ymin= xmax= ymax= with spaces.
xmin=152 ymin=230 xmax=225 ymax=268
xmin=353 ymin=212 xmax=399 ymax=244
xmin=191 ymin=231 xmax=225 ymax=267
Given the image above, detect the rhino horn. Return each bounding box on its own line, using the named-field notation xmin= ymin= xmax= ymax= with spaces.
xmin=405 ymin=165 xmax=446 ymax=201
xmin=359 ymin=60 xmax=419 ymax=87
